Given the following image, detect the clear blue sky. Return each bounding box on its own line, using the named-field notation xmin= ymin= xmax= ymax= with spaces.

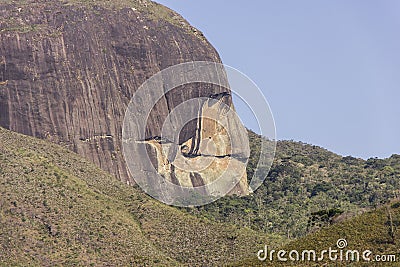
xmin=154 ymin=0 xmax=400 ymax=159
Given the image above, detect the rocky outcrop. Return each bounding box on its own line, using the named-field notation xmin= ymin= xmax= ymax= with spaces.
xmin=0 ymin=0 xmax=249 ymax=195
xmin=138 ymin=94 xmax=249 ymax=200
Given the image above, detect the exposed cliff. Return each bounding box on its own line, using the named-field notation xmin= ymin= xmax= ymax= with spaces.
xmin=0 ymin=0 xmax=249 ymax=195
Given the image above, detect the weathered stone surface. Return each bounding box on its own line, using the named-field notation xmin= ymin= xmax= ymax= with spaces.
xmin=0 ymin=0 xmax=249 ymax=195
xmin=141 ymin=96 xmax=250 ymax=201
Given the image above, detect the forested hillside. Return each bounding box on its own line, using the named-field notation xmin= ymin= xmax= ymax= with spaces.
xmin=184 ymin=130 xmax=400 ymax=240
xmin=235 ymin=200 xmax=400 ymax=266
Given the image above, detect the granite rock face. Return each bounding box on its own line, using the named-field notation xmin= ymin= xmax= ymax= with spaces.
xmin=0 ymin=0 xmax=249 ymax=195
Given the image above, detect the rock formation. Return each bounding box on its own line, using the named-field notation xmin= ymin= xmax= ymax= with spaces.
xmin=0 ymin=0 xmax=249 ymax=196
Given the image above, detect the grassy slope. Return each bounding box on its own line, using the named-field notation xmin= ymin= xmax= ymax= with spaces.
xmin=0 ymin=127 xmax=273 ymax=266
xmin=235 ymin=201 xmax=400 ymax=266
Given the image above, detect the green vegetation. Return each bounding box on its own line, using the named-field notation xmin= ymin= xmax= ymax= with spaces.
xmin=184 ymin=130 xmax=400 ymax=242
xmin=0 ymin=0 xmax=206 ymax=41
xmin=0 ymin=128 xmax=399 ymax=265
xmin=0 ymin=24 xmax=43 ymax=33
xmin=0 ymin=127 xmax=275 ymax=266
xmin=234 ymin=201 xmax=400 ymax=266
